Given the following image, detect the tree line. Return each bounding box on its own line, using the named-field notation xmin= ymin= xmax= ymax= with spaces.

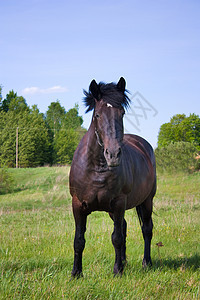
xmin=0 ymin=87 xmax=86 ymax=167
xmin=1 ymin=85 xmax=199 ymax=172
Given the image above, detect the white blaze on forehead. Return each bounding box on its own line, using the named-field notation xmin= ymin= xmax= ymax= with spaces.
xmin=107 ymin=103 xmax=113 ymax=108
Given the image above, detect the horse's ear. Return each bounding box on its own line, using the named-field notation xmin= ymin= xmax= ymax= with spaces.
xmin=89 ymin=79 xmax=101 ymax=101
xmin=117 ymin=77 xmax=126 ymax=93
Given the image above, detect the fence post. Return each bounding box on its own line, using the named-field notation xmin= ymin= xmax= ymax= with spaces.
xmin=16 ymin=127 xmax=18 ymax=168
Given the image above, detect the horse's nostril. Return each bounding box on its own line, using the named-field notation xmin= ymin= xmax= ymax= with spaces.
xmin=117 ymin=148 xmax=121 ymax=158
xmin=105 ymin=148 xmax=121 ymax=160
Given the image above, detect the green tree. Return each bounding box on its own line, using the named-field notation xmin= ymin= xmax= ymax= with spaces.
xmin=0 ymin=89 xmax=86 ymax=167
xmin=63 ymin=104 xmax=83 ymax=129
xmin=45 ymin=101 xmax=65 ymax=136
xmin=53 ymin=104 xmax=85 ymax=164
xmin=0 ymin=89 xmax=30 ymax=114
xmin=54 ymin=128 xmax=79 ymax=164
xmin=9 ymin=96 xmax=29 ymax=113
xmin=0 ymin=104 xmax=50 ymax=167
xmin=180 ymin=114 xmax=200 ymax=146
xmin=0 ymin=85 xmax=2 ymax=106
xmin=0 ymin=90 xmax=17 ymax=112
xmin=0 ymin=110 xmax=16 ymax=167
xmin=158 ymin=114 xmax=200 ymax=149
xmin=17 ymin=105 xmax=50 ymax=167
xmin=158 ymin=122 xmax=174 ymax=147
xmin=45 ymin=101 xmax=66 ymax=164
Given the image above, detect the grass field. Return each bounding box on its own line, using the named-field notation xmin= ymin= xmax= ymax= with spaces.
xmin=0 ymin=167 xmax=199 ymax=299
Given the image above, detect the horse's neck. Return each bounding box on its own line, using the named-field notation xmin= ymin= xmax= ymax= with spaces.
xmin=86 ymin=122 xmax=106 ymax=168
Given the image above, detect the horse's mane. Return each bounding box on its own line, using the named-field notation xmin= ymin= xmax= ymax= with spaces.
xmin=83 ymin=81 xmax=131 ymax=113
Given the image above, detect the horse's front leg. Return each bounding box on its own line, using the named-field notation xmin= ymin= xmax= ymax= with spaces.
xmin=71 ymin=195 xmax=87 ymax=278
xmin=109 ymin=213 xmax=127 ymax=264
xmin=111 ymin=199 xmax=126 ymax=275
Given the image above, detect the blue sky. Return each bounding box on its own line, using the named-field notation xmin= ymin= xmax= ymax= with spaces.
xmin=1 ymin=0 xmax=200 ymax=147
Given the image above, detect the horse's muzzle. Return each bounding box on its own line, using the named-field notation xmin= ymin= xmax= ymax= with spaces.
xmin=104 ymin=147 xmax=122 ymax=167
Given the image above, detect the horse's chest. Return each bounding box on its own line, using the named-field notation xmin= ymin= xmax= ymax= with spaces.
xmin=80 ymin=172 xmax=121 ymax=212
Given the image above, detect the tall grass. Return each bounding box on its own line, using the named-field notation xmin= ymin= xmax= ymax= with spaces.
xmin=0 ymin=167 xmax=199 ymax=299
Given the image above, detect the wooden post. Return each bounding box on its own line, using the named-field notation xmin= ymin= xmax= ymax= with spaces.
xmin=16 ymin=127 xmax=18 ymax=168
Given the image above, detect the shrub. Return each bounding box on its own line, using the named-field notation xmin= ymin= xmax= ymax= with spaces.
xmin=155 ymin=141 xmax=199 ymax=173
xmin=0 ymin=168 xmax=14 ymax=194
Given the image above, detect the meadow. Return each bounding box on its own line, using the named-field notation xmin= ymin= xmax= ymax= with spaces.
xmin=0 ymin=167 xmax=199 ymax=299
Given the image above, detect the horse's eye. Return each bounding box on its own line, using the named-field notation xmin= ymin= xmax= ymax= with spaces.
xmin=95 ymin=113 xmax=100 ymax=119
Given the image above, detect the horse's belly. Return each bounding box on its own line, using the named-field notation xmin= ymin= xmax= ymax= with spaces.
xmin=126 ymin=175 xmax=155 ymax=209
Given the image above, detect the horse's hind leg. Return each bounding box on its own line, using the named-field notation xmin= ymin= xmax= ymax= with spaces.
xmin=136 ymin=196 xmax=153 ymax=267
xmin=121 ymin=218 xmax=127 ymax=262
xmin=71 ymin=195 xmax=87 ymax=278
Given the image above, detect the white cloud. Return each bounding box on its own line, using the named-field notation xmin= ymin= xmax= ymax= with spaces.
xmin=22 ymin=86 xmax=68 ymax=95
xmin=22 ymin=87 xmax=40 ymax=94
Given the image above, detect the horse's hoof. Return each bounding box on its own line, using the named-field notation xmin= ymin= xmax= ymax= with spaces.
xmin=71 ymin=271 xmax=83 ymax=280
xmin=113 ymin=270 xmax=123 ymax=278
xmin=142 ymin=258 xmax=152 ymax=268
xmin=113 ymin=263 xmax=124 ymax=276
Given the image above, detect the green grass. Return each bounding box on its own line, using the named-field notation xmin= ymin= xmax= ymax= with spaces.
xmin=0 ymin=167 xmax=199 ymax=299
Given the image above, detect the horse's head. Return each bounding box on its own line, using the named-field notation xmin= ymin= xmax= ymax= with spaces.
xmin=84 ymin=77 xmax=130 ymax=168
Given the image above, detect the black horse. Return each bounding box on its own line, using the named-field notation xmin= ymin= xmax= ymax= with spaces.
xmin=69 ymin=77 xmax=156 ymax=277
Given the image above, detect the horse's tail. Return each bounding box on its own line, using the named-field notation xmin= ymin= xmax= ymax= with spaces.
xmin=136 ymin=205 xmax=143 ymax=227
